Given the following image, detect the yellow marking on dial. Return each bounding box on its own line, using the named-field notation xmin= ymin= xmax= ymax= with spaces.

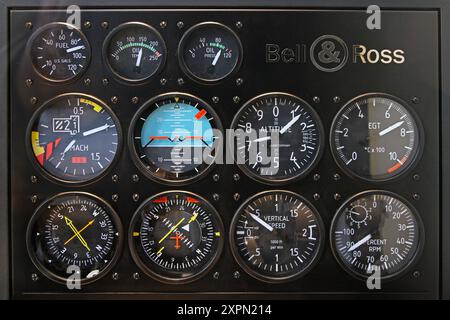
xmin=80 ymin=98 xmax=103 ymax=113
xmin=31 ymin=131 xmax=44 ymax=156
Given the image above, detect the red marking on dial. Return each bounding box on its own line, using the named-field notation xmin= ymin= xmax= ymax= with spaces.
xmin=195 ymin=109 xmax=207 ymax=120
xmin=186 ymin=197 xmax=199 ymax=203
xmin=153 ymin=196 xmax=168 ymax=203
xmin=71 ymin=156 xmax=87 ymax=164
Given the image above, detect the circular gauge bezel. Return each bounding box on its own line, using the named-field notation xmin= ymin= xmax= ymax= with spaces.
xmin=330 ymin=93 xmax=424 ymax=183
xmin=26 ymin=192 xmax=124 ymax=285
xmin=25 ymin=93 xmax=123 ymax=186
xmin=103 ymin=21 xmax=167 ymax=83
xmin=329 ymin=190 xmax=425 ymax=281
xmin=128 ymin=190 xmax=225 ymax=284
xmin=27 ymin=22 xmax=91 ymax=83
xmin=229 ymin=190 xmax=325 ymax=283
xmin=128 ymin=92 xmax=223 ymax=185
xmin=231 ymin=92 xmax=325 ymax=186
xmin=178 ymin=21 xmax=243 ymax=84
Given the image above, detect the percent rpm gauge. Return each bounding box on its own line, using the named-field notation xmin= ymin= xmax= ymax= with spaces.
xmin=129 ymin=191 xmax=224 ymax=283
xmin=331 ymin=94 xmax=422 ymax=181
xmin=28 ymin=22 xmax=90 ymax=82
xmin=104 ymin=22 xmax=166 ymax=82
xmin=28 ymin=94 xmax=121 ymax=183
xmin=331 ymin=191 xmax=423 ymax=280
xmin=230 ymin=191 xmax=324 ymax=283
xmin=26 ymin=192 xmax=122 ymax=284
xmin=231 ymin=93 xmax=324 ymax=185
xmin=178 ymin=22 xmax=242 ymax=83
xmin=130 ymin=93 xmax=222 ymax=184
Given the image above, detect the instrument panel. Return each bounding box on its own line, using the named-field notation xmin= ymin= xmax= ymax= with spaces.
xmin=2 ymin=2 xmax=446 ymax=300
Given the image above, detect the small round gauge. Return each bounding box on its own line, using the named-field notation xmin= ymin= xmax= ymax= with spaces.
xmin=129 ymin=93 xmax=222 ymax=184
xmin=331 ymin=94 xmax=422 ymax=181
xmin=330 ymin=191 xmax=423 ymax=280
xmin=178 ymin=22 xmax=242 ymax=83
xmin=27 ymin=192 xmax=123 ymax=285
xmin=28 ymin=22 xmax=90 ymax=82
xmin=231 ymin=93 xmax=324 ymax=185
xmin=27 ymin=93 xmax=121 ymax=183
xmin=230 ymin=191 xmax=324 ymax=283
xmin=104 ymin=22 xmax=166 ymax=82
xmin=129 ymin=191 xmax=224 ymax=283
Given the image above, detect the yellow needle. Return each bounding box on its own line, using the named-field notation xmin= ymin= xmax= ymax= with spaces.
xmin=158 ymin=218 xmax=185 ymax=244
xmin=157 ymin=247 xmax=165 ymax=255
xmin=64 ymin=217 xmax=91 ymax=251
xmin=64 ymin=219 xmax=94 ymax=245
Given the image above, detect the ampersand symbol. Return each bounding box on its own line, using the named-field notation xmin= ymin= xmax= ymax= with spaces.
xmin=318 ymin=41 xmax=341 ymax=63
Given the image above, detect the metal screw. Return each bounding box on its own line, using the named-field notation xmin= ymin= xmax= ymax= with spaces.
xmin=212 ymin=96 xmax=220 ymax=104
xmin=30 ymin=176 xmax=38 ymax=183
xmin=413 ymin=193 xmax=421 ymax=200
xmin=112 ymin=194 xmax=119 ymax=202
xmin=84 ymin=21 xmax=92 ymax=29
xmin=233 ymin=271 xmax=241 ymax=279
xmin=233 ymin=193 xmax=241 ymax=201
xmin=30 ymin=97 xmax=38 ymax=105
xmin=413 ymin=270 xmax=421 ymax=278
xmin=333 ymin=96 xmax=341 ymax=103
xmin=233 ymin=173 xmax=240 ymax=181
xmin=133 ymin=272 xmax=140 ymax=280
xmin=132 ymin=193 xmax=140 ymax=202
xmin=213 ymin=272 xmax=220 ymax=280
xmin=111 ymin=174 xmax=119 ymax=183
xmin=236 ymin=78 xmax=244 ymax=86
xmin=101 ymin=21 xmax=109 ymax=29
xmin=177 ymin=78 xmax=185 ymax=86
xmin=412 ymin=97 xmax=420 ymax=104
xmin=112 ymin=272 xmax=119 ymax=280
xmin=25 ymin=79 xmax=33 ymax=87
xmin=177 ymin=21 xmax=184 ymax=29
xmin=233 ymin=96 xmax=240 ymax=104
xmin=30 ymin=195 xmax=38 ymax=203
xmin=25 ymin=22 xmax=33 ymax=29
xmin=313 ymin=96 xmax=320 ymax=103
xmin=212 ymin=193 xmax=220 ymax=201
xmin=334 ymin=193 xmax=341 ymax=201
xmin=235 ymin=21 xmax=243 ymax=29
xmin=333 ymin=173 xmax=341 ymax=181
xmin=132 ymin=174 xmax=140 ymax=182
xmin=212 ymin=174 xmax=220 ymax=182
xmin=131 ymin=96 xmax=139 ymax=104
xmin=413 ymin=174 xmax=420 ymax=181
xmin=160 ymin=21 xmax=167 ymax=29
xmin=313 ymin=193 xmax=320 ymax=201
xmin=111 ymin=96 xmax=119 ymax=104
xmin=313 ymin=173 xmax=320 ymax=181
xmin=31 ymin=273 xmax=39 ymax=281
xmin=84 ymin=78 xmax=91 ymax=86
xmin=102 ymin=78 xmax=109 ymax=86
xmin=160 ymin=78 xmax=167 ymax=86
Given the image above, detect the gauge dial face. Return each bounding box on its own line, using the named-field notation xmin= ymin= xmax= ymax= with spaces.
xmin=129 ymin=191 xmax=224 ymax=283
xmin=28 ymin=94 xmax=121 ymax=183
xmin=104 ymin=22 xmax=166 ymax=82
xmin=231 ymin=93 xmax=324 ymax=184
xmin=179 ymin=22 xmax=242 ymax=82
xmin=29 ymin=22 xmax=90 ymax=82
xmin=27 ymin=193 xmax=122 ymax=284
xmin=331 ymin=94 xmax=421 ymax=181
xmin=230 ymin=191 xmax=324 ymax=283
xmin=331 ymin=191 xmax=423 ymax=280
xmin=130 ymin=93 xmax=222 ymax=184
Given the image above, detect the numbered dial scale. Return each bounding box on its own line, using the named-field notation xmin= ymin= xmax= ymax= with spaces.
xmin=26 ymin=193 xmax=123 ymax=284
xmin=28 ymin=22 xmax=90 ymax=82
xmin=130 ymin=93 xmax=222 ymax=184
xmin=230 ymin=191 xmax=324 ymax=283
xmin=330 ymin=191 xmax=423 ymax=280
xmin=178 ymin=22 xmax=242 ymax=83
xmin=231 ymin=93 xmax=324 ymax=185
xmin=331 ymin=94 xmax=422 ymax=181
xmin=28 ymin=94 xmax=121 ymax=183
xmin=129 ymin=191 xmax=224 ymax=283
xmin=104 ymin=22 xmax=166 ymax=82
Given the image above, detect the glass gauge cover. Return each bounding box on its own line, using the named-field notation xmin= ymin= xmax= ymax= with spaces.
xmin=231 ymin=93 xmax=324 ymax=185
xmin=330 ymin=191 xmax=423 ymax=280
xmin=129 ymin=93 xmax=222 ymax=184
xmin=28 ymin=22 xmax=90 ymax=82
xmin=230 ymin=191 xmax=324 ymax=283
xmin=28 ymin=94 xmax=121 ymax=183
xmin=104 ymin=22 xmax=166 ymax=82
xmin=331 ymin=94 xmax=422 ymax=181
xmin=26 ymin=192 xmax=123 ymax=285
xmin=178 ymin=22 xmax=242 ymax=83
xmin=129 ymin=191 xmax=224 ymax=283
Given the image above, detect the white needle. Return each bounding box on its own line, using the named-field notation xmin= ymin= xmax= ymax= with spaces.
xmin=66 ymin=45 xmax=85 ymax=53
xmin=136 ymin=48 xmax=143 ymax=67
xmin=252 ymin=136 xmax=271 ymax=143
xmin=379 ymin=121 xmax=404 ymax=136
xmin=347 ymin=234 xmax=372 ymax=252
xmin=62 ymin=140 xmax=76 ymax=154
xmin=249 ymin=213 xmax=273 ymax=232
xmin=82 ymin=124 xmax=110 ymax=137
xmin=279 ymin=114 xmax=301 ymax=135
xmin=212 ymin=50 xmax=222 ymax=66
